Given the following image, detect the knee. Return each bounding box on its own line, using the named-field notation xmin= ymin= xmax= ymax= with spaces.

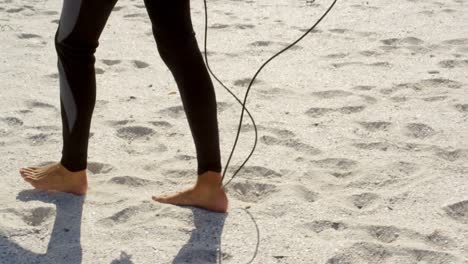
xmin=54 ymin=28 xmax=98 ymax=58
xmin=154 ymin=29 xmax=198 ymax=62
xmin=155 ymin=29 xmax=197 ymax=51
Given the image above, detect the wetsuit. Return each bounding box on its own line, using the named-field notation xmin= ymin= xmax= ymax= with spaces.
xmin=56 ymin=0 xmax=222 ymax=176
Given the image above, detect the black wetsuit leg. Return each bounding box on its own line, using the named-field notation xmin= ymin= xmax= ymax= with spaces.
xmin=143 ymin=0 xmax=222 ymax=176
xmin=57 ymin=0 xmax=222 ymax=176
xmin=56 ymin=0 xmax=118 ymax=172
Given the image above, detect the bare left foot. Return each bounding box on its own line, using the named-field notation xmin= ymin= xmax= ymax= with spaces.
xmin=19 ymin=162 xmax=88 ymax=195
xmin=152 ymin=171 xmax=228 ymax=213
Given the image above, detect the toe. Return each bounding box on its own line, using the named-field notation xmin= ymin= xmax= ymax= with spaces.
xmin=152 ymin=196 xmax=166 ymax=202
xmin=23 ymin=170 xmax=35 ymax=177
xmin=22 ymin=167 xmax=36 ymax=173
xmin=24 ymin=176 xmax=35 ymax=184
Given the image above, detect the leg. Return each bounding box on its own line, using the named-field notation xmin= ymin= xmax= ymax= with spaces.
xmin=144 ymin=0 xmax=228 ymax=212
xmin=19 ymin=0 xmax=118 ymax=195
xmin=57 ymin=0 xmax=117 ymax=172
xmin=144 ymin=0 xmax=222 ymax=176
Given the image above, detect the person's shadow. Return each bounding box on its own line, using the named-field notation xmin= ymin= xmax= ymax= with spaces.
xmin=0 ymin=190 xmax=84 ymax=264
xmin=172 ymin=207 xmax=227 ymax=264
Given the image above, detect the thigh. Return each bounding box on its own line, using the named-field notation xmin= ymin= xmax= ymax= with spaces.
xmin=57 ymin=0 xmax=118 ymax=45
xmin=143 ymin=0 xmax=195 ymax=35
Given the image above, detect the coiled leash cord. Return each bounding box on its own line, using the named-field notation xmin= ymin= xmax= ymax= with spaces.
xmin=201 ymin=0 xmax=339 ymax=189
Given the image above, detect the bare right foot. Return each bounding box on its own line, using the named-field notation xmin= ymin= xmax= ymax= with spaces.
xmin=19 ymin=162 xmax=88 ymax=195
xmin=152 ymin=170 xmax=229 ymax=213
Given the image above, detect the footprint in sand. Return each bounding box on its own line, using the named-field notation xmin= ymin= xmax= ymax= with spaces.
xmin=361 ymin=94 xmax=378 ymax=104
xmin=280 ymin=185 xmax=318 ymax=203
xmin=233 ymin=23 xmax=255 ymax=29
xmin=45 ymin=73 xmax=59 ymax=79
xmin=228 ymin=181 xmax=278 ymax=203
xmin=106 ymin=119 xmax=134 ymax=126
xmin=123 ymin=13 xmax=146 ymax=18
xmin=404 ymin=123 xmax=436 ymax=139
xmin=158 ymin=105 xmax=185 ymax=118
xmin=381 ymin=37 xmax=424 ymax=46
xmin=301 ymin=220 xmax=347 ymax=233
xmin=87 ymin=161 xmax=114 ymax=174
xmin=323 ymin=53 xmax=349 ymax=59
xmin=233 ymin=77 xmax=264 ymax=87
xmin=7 ymin=7 xmax=25 ymax=13
xmin=425 ymin=230 xmax=455 ymax=248
xmin=311 ymin=158 xmax=358 ymax=171
xmin=443 ymin=200 xmax=468 ymax=224
xmin=350 ymin=192 xmax=380 ymax=210
xmin=350 ymin=4 xmax=379 ymax=10
xmin=2 ymin=117 xmax=24 ymax=126
xmin=305 ymin=105 xmax=366 ymax=118
xmin=326 ymin=241 xmax=458 ymax=264
xmin=238 ymin=124 xmax=295 ymax=138
xmin=41 ymin=10 xmax=58 ymax=15
xmin=366 ymin=225 xmax=400 ymax=243
xmin=441 ymin=38 xmax=468 ymax=46
xmin=267 ymin=127 xmax=296 ymax=137
xmin=438 ymin=59 xmax=468 ymax=69
xmin=331 ymin=61 xmax=391 ymax=68
xmin=454 ymin=104 xmax=468 ymax=113
xmin=108 ymin=176 xmax=156 ymax=187
xmin=156 ymin=169 xmax=195 ymax=182
xmin=328 ymin=28 xmax=349 ymax=34
xmin=112 ymin=6 xmax=125 ymax=11
xmin=338 ymin=106 xmax=367 ymax=114
xmin=209 ymin=23 xmax=229 ymax=29
xmin=379 ymin=36 xmax=429 ymax=54
xmin=101 ymin=59 xmax=122 ymax=66
xmin=17 ymin=33 xmax=46 ymax=45
xmin=352 ymin=142 xmax=395 ymax=152
xmin=351 ymin=85 xmax=376 ymax=91
xmin=148 ymin=120 xmax=172 ymax=128
xmin=433 ymin=147 xmax=468 ymax=162
xmin=174 ymin=154 xmax=195 ymax=161
xmin=381 ymin=78 xmax=463 ymax=95
xmin=422 ymin=96 xmax=447 ymax=102
xmin=23 ymin=207 xmax=55 ymax=226
xmin=310 ymin=90 xmax=353 ymax=98
xmin=27 ymin=133 xmax=52 ymax=146
xmin=95 ymin=67 xmax=105 ymax=74
xmin=1 ymin=207 xmax=55 ymax=227
xmin=359 ymin=50 xmax=383 ymax=57
xmin=98 ymin=202 xmax=160 ymax=226
xmin=330 ymin=171 xmax=355 ymax=178
xmin=133 ymin=60 xmax=150 ymax=69
xmin=260 ymin=135 xmax=321 ymax=155
xmin=25 ymin=100 xmax=57 ymax=111
xmin=116 ymin=126 xmax=156 ymax=140
xmin=347 ymin=161 xmax=420 ymax=190
xmin=357 ymin=121 xmax=392 ymax=132
xmin=237 ymin=166 xmax=282 ymax=179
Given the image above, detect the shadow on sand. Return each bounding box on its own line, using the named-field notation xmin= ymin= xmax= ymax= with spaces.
xmin=172 ymin=207 xmax=227 ymax=264
xmin=0 ymin=190 xmax=84 ymax=264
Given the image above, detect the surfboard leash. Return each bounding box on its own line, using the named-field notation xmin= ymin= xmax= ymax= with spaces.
xmin=201 ymin=0 xmax=338 ymax=188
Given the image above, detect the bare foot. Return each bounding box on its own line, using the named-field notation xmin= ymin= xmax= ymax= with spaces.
xmin=19 ymin=162 xmax=88 ymax=195
xmin=152 ymin=171 xmax=229 ymax=213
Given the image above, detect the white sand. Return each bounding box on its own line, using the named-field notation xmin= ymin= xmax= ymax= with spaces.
xmin=1 ymin=0 xmax=467 ymax=263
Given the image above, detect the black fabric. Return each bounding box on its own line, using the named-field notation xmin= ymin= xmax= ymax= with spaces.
xmin=56 ymin=0 xmax=222 ymax=176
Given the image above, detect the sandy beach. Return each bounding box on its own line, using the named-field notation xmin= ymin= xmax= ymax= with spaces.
xmin=1 ymin=0 xmax=467 ymax=263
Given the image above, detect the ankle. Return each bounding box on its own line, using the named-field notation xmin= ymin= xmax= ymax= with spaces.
xmin=196 ymin=171 xmax=223 ymax=187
